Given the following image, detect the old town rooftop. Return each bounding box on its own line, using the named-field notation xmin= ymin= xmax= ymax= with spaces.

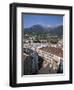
xmin=39 ymin=47 xmax=63 ymax=58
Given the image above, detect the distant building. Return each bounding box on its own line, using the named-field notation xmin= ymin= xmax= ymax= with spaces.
xmin=57 ymin=39 xmax=63 ymax=49
xmin=39 ymin=40 xmax=47 ymax=43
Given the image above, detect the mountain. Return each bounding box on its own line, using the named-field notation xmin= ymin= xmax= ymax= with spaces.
xmin=24 ymin=24 xmax=63 ymax=36
xmin=48 ymin=25 xmax=63 ymax=36
xmin=24 ymin=24 xmax=46 ymax=33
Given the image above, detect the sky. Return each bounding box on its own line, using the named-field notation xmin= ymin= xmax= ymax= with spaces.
xmin=22 ymin=14 xmax=63 ymax=28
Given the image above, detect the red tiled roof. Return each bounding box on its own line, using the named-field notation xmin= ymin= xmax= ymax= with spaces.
xmin=39 ymin=47 xmax=63 ymax=58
